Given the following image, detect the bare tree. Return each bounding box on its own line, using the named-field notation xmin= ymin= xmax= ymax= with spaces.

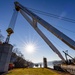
xmin=11 ymin=45 xmax=34 ymax=68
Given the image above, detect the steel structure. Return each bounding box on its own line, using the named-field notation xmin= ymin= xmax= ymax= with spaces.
xmin=6 ymin=2 xmax=75 ymax=61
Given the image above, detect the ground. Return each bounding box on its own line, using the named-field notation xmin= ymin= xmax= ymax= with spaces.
xmin=6 ymin=68 xmax=71 ymax=75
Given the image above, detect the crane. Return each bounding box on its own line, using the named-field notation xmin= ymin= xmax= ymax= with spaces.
xmin=5 ymin=1 xmax=75 ymax=61
xmin=63 ymin=51 xmax=74 ymax=60
xmin=63 ymin=51 xmax=75 ymax=63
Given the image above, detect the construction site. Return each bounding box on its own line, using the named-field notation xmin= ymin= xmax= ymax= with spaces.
xmin=0 ymin=0 xmax=75 ymax=75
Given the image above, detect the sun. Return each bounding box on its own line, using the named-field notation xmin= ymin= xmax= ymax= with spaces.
xmin=25 ymin=44 xmax=35 ymax=53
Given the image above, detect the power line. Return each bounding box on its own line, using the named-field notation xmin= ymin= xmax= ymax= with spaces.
xmin=26 ymin=7 xmax=75 ymax=23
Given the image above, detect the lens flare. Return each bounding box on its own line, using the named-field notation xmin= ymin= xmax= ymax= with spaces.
xmin=25 ymin=44 xmax=35 ymax=53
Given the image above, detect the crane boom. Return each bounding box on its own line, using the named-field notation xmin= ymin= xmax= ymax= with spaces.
xmin=14 ymin=2 xmax=75 ymax=50
xmin=20 ymin=9 xmax=65 ymax=60
xmin=13 ymin=2 xmax=75 ymax=60
xmin=63 ymin=51 xmax=74 ymax=60
xmin=14 ymin=2 xmax=65 ymax=60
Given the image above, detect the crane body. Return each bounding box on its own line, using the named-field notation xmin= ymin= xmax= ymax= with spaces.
xmin=19 ymin=9 xmax=65 ymax=60
xmin=13 ymin=1 xmax=75 ymax=61
xmin=5 ymin=1 xmax=75 ymax=61
xmin=63 ymin=51 xmax=75 ymax=60
xmin=14 ymin=2 xmax=75 ymax=50
xmin=14 ymin=2 xmax=65 ymax=61
xmin=0 ymin=1 xmax=74 ymax=73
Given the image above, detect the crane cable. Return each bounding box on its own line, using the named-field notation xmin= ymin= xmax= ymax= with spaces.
xmin=27 ymin=7 xmax=75 ymax=23
xmin=26 ymin=7 xmax=75 ymax=34
xmin=25 ymin=7 xmax=75 ymax=50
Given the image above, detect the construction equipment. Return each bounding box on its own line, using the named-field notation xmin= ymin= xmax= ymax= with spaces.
xmin=5 ymin=9 xmax=18 ymax=43
xmin=63 ymin=51 xmax=75 ymax=64
xmin=14 ymin=2 xmax=75 ymax=49
xmin=14 ymin=1 xmax=75 ymax=61
xmin=14 ymin=1 xmax=65 ymax=61
xmin=5 ymin=1 xmax=75 ymax=61
xmin=63 ymin=50 xmax=68 ymax=62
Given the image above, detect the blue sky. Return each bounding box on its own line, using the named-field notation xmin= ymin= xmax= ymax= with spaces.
xmin=0 ymin=0 xmax=75 ymax=63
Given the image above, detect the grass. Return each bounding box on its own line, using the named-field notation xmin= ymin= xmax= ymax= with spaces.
xmin=6 ymin=68 xmax=60 ymax=75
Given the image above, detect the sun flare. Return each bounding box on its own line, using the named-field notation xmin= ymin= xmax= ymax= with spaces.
xmin=25 ymin=44 xmax=35 ymax=53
